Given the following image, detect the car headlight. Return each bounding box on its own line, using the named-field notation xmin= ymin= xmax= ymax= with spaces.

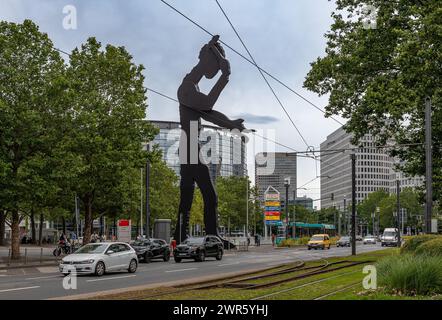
xmin=78 ymin=259 xmax=95 ymax=264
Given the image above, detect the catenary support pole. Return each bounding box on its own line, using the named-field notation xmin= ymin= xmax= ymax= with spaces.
xmin=351 ymin=154 xmax=356 ymax=255
xmin=425 ymin=97 xmax=433 ymax=233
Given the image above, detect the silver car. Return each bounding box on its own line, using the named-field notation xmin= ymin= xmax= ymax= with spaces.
xmin=363 ymin=235 xmax=377 ymax=245
xmin=59 ymin=242 xmax=138 ymax=276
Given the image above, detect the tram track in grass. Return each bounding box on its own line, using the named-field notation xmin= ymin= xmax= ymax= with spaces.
xmin=92 ymin=249 xmax=394 ymax=300
xmin=109 ymin=259 xmax=370 ymax=300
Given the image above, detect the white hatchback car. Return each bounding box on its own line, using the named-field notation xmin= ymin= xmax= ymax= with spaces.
xmin=59 ymin=242 xmax=138 ymax=276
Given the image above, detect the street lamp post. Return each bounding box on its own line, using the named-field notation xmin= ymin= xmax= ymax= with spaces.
xmin=396 ymin=179 xmax=401 ymax=247
xmin=284 ymin=177 xmax=290 ymax=239
xmin=376 ymin=207 xmax=380 ymax=237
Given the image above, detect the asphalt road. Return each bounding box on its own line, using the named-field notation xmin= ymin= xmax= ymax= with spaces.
xmin=0 ymin=243 xmax=388 ymax=300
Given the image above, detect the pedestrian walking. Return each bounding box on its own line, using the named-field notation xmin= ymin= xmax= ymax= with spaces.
xmin=271 ymin=233 xmax=276 ymax=247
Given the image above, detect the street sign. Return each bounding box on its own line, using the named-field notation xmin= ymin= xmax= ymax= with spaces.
xmin=264 ymin=186 xmax=281 ymax=225
xmin=431 ymin=219 xmax=438 ymax=233
xmin=117 ymin=219 xmax=131 ymax=243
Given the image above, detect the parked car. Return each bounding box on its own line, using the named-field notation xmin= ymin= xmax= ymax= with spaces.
xmin=355 ymin=235 xmax=363 ymax=241
xmin=363 ymin=235 xmax=377 ymax=245
xmin=173 ymin=236 xmax=223 ymax=262
xmin=307 ymin=234 xmax=331 ymax=250
xmin=59 ymin=242 xmax=138 ymax=276
xmin=131 ymin=238 xmax=170 ymax=263
xmin=336 ymin=236 xmax=351 ymax=247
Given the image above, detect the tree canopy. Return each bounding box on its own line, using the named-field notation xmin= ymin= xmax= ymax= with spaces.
xmin=304 ymin=0 xmax=441 ymax=200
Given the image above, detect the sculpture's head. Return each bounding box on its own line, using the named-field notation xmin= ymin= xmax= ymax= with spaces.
xmin=198 ymin=38 xmax=225 ymax=79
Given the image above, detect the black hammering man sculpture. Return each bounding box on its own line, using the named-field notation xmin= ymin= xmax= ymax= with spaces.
xmin=174 ymin=35 xmax=248 ymax=246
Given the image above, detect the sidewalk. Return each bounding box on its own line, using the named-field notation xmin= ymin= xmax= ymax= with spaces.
xmin=0 ymin=245 xmax=60 ymax=269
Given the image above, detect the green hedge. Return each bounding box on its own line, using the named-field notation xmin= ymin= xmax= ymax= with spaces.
xmin=415 ymin=238 xmax=442 ymax=257
xmin=277 ymin=237 xmax=310 ymax=247
xmin=400 ymin=234 xmax=439 ymax=254
xmin=377 ymin=254 xmax=442 ymax=295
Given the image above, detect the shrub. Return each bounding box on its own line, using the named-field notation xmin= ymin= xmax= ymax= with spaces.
xmin=278 ymin=239 xmax=297 ymax=247
xmin=400 ymin=234 xmax=439 ymax=254
xmin=377 ymin=254 xmax=442 ymax=295
xmin=277 ymin=237 xmax=311 ymax=247
xmin=415 ymin=238 xmax=442 ymax=257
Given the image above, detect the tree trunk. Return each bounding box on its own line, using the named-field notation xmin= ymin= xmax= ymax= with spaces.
xmin=62 ymin=216 xmax=66 ymax=235
xmin=38 ymin=214 xmax=44 ymax=246
xmin=30 ymin=208 xmax=36 ymax=244
xmin=11 ymin=209 xmax=20 ymax=260
xmin=83 ymin=196 xmax=93 ymax=244
xmin=0 ymin=211 xmax=5 ymax=246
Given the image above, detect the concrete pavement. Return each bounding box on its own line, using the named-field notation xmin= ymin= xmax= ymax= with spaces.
xmin=0 ymin=243 xmax=388 ymax=300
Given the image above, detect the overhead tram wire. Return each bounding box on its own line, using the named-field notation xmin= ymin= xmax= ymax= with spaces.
xmin=144 ymin=87 xmax=315 ymax=159
xmin=214 ymin=0 xmax=309 ymax=149
xmin=159 ymin=0 xmax=344 ymax=126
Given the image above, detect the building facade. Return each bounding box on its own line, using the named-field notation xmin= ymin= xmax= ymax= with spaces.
xmin=151 ymin=120 xmax=247 ymax=180
xmin=320 ymin=126 xmax=423 ymax=210
xmin=255 ymin=152 xmax=297 ymax=205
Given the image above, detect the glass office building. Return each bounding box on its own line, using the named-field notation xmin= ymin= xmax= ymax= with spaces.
xmin=151 ymin=121 xmax=247 ymax=181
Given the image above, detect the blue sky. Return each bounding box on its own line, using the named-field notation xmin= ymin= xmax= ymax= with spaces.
xmin=1 ymin=0 xmax=344 ymax=206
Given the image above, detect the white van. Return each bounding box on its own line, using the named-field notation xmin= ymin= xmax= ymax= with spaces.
xmin=381 ymin=228 xmax=399 ymax=247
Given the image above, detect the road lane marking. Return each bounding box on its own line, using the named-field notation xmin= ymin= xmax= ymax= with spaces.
xmin=217 ymin=262 xmax=241 ymax=267
xmin=0 ymin=286 xmax=40 ymax=293
xmin=86 ymin=275 xmax=136 ymax=282
xmin=165 ymin=268 xmax=197 ymax=273
xmin=25 ymin=275 xmax=60 ymax=280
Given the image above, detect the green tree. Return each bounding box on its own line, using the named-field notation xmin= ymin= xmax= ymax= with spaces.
xmin=216 ymin=176 xmax=250 ymax=233
xmin=62 ymin=37 xmax=157 ymax=244
xmin=149 ymin=160 xmax=180 ymax=225
xmin=0 ymin=20 xmax=65 ymax=258
xmin=304 ymin=0 xmax=442 ymax=200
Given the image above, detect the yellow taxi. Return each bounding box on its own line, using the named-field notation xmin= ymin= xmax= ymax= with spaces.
xmin=307 ymin=234 xmax=331 ymax=250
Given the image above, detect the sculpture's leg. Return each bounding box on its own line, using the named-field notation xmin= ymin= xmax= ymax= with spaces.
xmin=195 ymin=164 xmax=236 ymax=249
xmin=174 ymin=166 xmax=195 ymax=244
xmin=194 ymin=164 xmax=218 ymax=235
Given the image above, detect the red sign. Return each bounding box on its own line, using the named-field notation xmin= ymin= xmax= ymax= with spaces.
xmin=118 ymin=220 xmax=130 ymax=227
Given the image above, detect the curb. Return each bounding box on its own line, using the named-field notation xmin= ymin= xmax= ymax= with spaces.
xmin=48 ymin=262 xmax=293 ymax=300
xmin=0 ymin=261 xmax=59 ymax=270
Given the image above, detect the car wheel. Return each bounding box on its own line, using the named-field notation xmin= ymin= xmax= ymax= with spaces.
xmin=163 ymin=251 xmax=170 ymax=262
xmin=128 ymin=259 xmax=137 ymax=273
xmin=328 ymin=245 xmax=331 ymax=249
xmin=174 ymin=257 xmax=182 ymax=263
xmin=198 ymin=251 xmax=205 ymax=262
xmin=95 ymin=261 xmax=105 ymax=276
xmin=308 ymin=247 xmax=311 ymax=250
xmin=216 ymin=250 xmax=223 ymax=261
xmin=144 ymin=252 xmax=151 ymax=263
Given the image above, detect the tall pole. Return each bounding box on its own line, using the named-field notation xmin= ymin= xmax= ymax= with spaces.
xmin=285 ymin=184 xmax=289 ymax=239
xmin=425 ymin=97 xmax=433 ymax=233
xmin=396 ymin=179 xmax=401 ymax=247
xmin=293 ymin=189 xmax=297 ymax=239
xmin=351 ymin=154 xmax=356 ymax=255
xmin=140 ymin=168 xmax=143 ymax=236
xmin=246 ymin=178 xmax=249 ymax=239
xmin=343 ymin=198 xmax=347 ymax=235
xmin=145 ymin=144 xmax=151 ymax=239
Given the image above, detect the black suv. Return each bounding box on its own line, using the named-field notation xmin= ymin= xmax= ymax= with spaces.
xmin=132 ymin=238 xmax=170 ymax=263
xmin=174 ymin=236 xmax=223 ymax=262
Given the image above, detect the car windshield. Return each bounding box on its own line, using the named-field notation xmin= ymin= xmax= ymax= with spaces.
xmin=340 ymin=237 xmax=350 ymax=241
xmin=384 ymin=232 xmax=396 ymax=237
xmin=310 ymin=236 xmax=324 ymax=241
xmin=133 ymin=240 xmax=150 ymax=246
xmin=183 ymin=238 xmax=204 ymax=245
xmin=74 ymin=244 xmax=107 ymax=254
